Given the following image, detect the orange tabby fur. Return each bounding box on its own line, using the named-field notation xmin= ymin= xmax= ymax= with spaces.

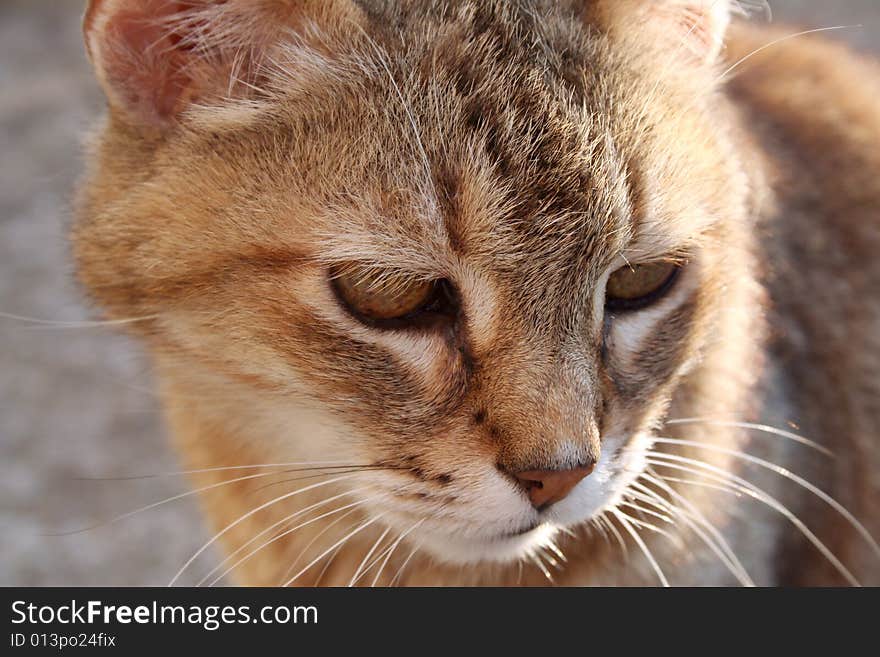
xmin=74 ymin=1 xmax=879 ymax=586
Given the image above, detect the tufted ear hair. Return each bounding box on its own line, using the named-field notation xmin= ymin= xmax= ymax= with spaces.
xmin=588 ymin=0 xmax=738 ymax=65
xmin=83 ymin=0 xmax=358 ymax=128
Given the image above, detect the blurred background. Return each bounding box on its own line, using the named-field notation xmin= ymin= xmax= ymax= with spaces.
xmin=1 ymin=1 xmax=879 ymax=586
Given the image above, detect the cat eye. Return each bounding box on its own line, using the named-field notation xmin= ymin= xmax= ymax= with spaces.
xmin=332 ymin=267 xmax=455 ymax=329
xmin=605 ymin=261 xmax=681 ymax=312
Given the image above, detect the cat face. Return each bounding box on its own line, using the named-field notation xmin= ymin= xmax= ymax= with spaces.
xmin=77 ymin=0 xmax=756 ymax=565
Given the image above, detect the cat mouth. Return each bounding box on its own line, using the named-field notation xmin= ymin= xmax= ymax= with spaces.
xmin=384 ymin=511 xmax=559 ymax=565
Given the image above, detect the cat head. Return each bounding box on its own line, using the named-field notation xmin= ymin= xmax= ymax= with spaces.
xmin=76 ymin=0 xmax=760 ymax=566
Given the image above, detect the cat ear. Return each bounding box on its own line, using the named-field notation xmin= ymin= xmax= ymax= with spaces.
xmin=589 ymin=0 xmax=734 ymax=65
xmin=83 ymin=0 xmax=356 ymax=128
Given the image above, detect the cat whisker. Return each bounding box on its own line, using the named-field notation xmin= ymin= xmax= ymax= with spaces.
xmin=313 ymin=543 xmax=345 ymax=587
xmin=282 ymin=506 xmax=366 ymax=585
xmin=657 ymin=475 xmax=745 ymax=497
xmin=539 ymin=547 xmax=561 ymax=571
xmin=246 ymin=466 xmax=404 ymax=497
xmin=351 ymin=531 xmax=398 ymax=587
xmin=169 ymin=474 xmax=356 ymax=587
xmin=544 ymin=540 xmax=568 ymax=564
xmin=633 ymin=0 xmax=730 ymax=136
xmin=556 ymin=525 xmax=577 ymax=539
xmin=599 ymin=511 xmax=628 ymax=559
xmin=283 ymin=513 xmax=386 ymax=587
xmin=716 ymin=25 xmax=862 ymax=83
xmin=48 ymin=469 xmax=286 ymax=536
xmin=663 ymin=417 xmax=833 ymax=456
xmin=631 ymin=475 xmax=753 ymax=586
xmin=621 ymin=491 xmax=690 ymax=554
xmin=0 ymin=311 xmax=159 ymax=329
xmin=75 ymin=460 xmax=374 ymax=481
xmin=347 ymin=521 xmax=413 ymax=588
xmin=614 ymin=508 xmax=683 ymax=550
xmin=389 ymin=541 xmax=421 ymax=587
xmin=611 ymin=508 xmax=670 ymax=587
xmin=619 ymin=499 xmax=675 ymax=525
xmin=632 ymin=23 xmax=864 ymax=133
xmin=198 ymin=487 xmax=366 ymax=586
xmin=369 ymin=520 xmax=424 ymax=587
xmin=348 ymin=525 xmax=393 ymax=587
xmin=62 ymin=464 xmax=383 ymax=536
xmin=529 ymin=551 xmax=554 ymax=583
xmin=643 ymin=453 xmax=860 ymax=586
xmin=589 ymin=515 xmax=613 ymax=548
xmin=626 ymin=24 xmax=862 ymax=152
xmin=621 ymin=487 xmax=676 ymax=517
xmin=209 ymin=497 xmax=369 ymax=587
xmin=647 ymin=437 xmax=880 ymax=558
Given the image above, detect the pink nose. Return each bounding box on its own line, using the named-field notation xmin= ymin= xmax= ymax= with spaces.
xmin=513 ymin=464 xmax=595 ymax=510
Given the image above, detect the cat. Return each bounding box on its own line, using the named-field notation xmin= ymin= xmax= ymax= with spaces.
xmin=74 ymin=0 xmax=880 ymax=586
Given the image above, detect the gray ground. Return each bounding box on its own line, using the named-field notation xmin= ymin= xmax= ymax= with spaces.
xmin=1 ymin=1 xmax=878 ymax=586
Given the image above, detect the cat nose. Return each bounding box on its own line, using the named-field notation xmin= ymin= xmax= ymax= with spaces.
xmin=513 ymin=463 xmax=595 ymax=511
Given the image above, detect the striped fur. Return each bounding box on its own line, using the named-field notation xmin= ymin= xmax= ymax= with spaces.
xmin=73 ymin=1 xmax=879 ymax=585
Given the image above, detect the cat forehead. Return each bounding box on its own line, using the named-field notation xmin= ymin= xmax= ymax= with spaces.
xmin=183 ymin=0 xmax=715 ymax=275
xmin=269 ymin=12 xmax=632 ymax=266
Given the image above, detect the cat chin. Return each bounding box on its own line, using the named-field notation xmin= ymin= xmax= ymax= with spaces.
xmin=411 ymin=522 xmax=562 ymax=565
